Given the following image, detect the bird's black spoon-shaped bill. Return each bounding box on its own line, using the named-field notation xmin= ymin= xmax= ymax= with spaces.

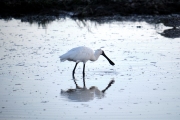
xmin=102 ymin=51 xmax=115 ymax=66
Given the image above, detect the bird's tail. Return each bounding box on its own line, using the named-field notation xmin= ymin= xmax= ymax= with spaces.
xmin=59 ymin=56 xmax=66 ymax=62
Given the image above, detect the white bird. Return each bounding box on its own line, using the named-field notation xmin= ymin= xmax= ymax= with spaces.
xmin=60 ymin=46 xmax=115 ymax=77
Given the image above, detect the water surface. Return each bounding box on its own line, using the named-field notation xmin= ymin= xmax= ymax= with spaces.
xmin=0 ymin=17 xmax=180 ymax=120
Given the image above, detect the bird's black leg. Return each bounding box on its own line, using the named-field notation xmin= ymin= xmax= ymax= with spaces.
xmin=83 ymin=63 xmax=85 ymax=78
xmin=72 ymin=63 xmax=78 ymax=78
xmin=72 ymin=76 xmax=82 ymax=89
xmin=83 ymin=76 xmax=86 ymax=88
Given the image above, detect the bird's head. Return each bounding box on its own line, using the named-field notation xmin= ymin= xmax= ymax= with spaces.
xmin=95 ymin=49 xmax=103 ymax=55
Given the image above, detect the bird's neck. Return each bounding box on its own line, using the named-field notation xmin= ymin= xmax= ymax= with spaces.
xmin=91 ymin=52 xmax=101 ymax=61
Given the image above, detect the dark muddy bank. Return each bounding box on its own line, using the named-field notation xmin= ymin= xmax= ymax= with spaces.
xmin=1 ymin=0 xmax=180 ymax=38
xmin=0 ymin=0 xmax=180 ymax=18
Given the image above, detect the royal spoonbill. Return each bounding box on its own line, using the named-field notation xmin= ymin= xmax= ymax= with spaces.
xmin=60 ymin=46 xmax=115 ymax=77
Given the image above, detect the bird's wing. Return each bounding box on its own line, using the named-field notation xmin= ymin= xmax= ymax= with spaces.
xmin=74 ymin=47 xmax=93 ymax=63
xmin=60 ymin=47 xmax=83 ymax=62
xmin=60 ymin=47 xmax=78 ymax=62
xmin=60 ymin=46 xmax=93 ymax=63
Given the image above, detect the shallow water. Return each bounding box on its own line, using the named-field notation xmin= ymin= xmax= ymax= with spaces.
xmin=0 ymin=17 xmax=180 ymax=120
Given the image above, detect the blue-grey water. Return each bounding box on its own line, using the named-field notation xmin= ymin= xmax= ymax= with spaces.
xmin=0 ymin=17 xmax=180 ymax=120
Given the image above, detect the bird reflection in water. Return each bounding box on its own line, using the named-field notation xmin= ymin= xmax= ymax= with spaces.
xmin=61 ymin=77 xmax=115 ymax=102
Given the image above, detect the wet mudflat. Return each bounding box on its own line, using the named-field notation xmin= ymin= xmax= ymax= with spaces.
xmin=0 ymin=17 xmax=180 ymax=120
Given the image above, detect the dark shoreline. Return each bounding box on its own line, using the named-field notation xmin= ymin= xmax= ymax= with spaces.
xmin=0 ymin=0 xmax=180 ymax=18
xmin=1 ymin=0 xmax=180 ymax=39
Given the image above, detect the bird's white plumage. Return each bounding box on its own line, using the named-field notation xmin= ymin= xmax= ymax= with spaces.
xmin=60 ymin=46 xmax=101 ymax=64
